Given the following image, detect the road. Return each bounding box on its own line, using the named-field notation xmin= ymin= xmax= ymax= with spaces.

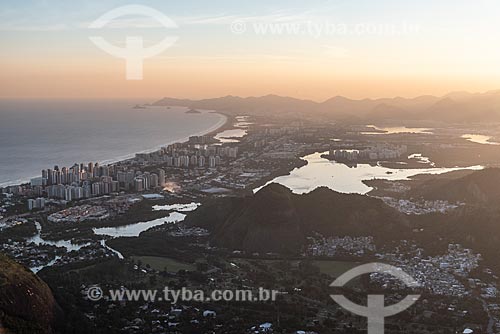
xmin=479 ymin=297 xmax=495 ymax=334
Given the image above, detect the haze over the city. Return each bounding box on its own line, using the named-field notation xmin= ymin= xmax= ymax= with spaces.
xmin=4 ymin=1 xmax=500 ymax=334
xmin=2 ymin=0 xmax=500 ymax=100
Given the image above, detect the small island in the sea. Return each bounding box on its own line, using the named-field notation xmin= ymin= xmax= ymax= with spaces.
xmin=132 ymin=104 xmax=147 ymax=109
xmin=186 ymin=108 xmax=201 ymax=114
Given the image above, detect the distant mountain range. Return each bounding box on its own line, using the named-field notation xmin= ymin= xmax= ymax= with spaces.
xmin=153 ymin=90 xmax=500 ymax=122
xmin=184 ymin=183 xmax=409 ymax=254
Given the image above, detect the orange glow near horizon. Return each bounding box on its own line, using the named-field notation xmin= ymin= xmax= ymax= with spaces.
xmin=2 ymin=1 xmax=500 ymax=101
xmin=2 ymin=56 xmax=500 ymax=101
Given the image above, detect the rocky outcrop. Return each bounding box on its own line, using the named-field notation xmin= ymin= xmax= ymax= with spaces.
xmin=0 ymin=253 xmax=58 ymax=334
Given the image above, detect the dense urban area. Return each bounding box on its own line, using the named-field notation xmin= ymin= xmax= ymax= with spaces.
xmin=2 ymin=108 xmax=500 ymax=334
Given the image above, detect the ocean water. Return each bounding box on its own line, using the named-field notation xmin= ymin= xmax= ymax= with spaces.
xmin=0 ymin=99 xmax=226 ymax=186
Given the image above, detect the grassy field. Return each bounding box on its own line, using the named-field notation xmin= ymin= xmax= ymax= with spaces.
xmin=231 ymin=258 xmax=360 ymax=278
xmin=131 ymin=256 xmax=195 ymax=272
xmin=312 ymin=260 xmax=361 ymax=278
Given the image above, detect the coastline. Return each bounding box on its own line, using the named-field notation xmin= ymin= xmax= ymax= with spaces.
xmin=98 ymin=109 xmax=229 ymax=165
xmin=205 ymin=111 xmax=236 ymax=137
xmin=0 ymin=108 xmax=229 ymax=188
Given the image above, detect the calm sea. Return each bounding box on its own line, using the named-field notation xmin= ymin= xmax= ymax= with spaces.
xmin=0 ymin=99 xmax=226 ymax=186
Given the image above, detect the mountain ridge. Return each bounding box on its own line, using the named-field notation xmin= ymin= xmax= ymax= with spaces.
xmin=152 ymin=90 xmax=500 ymax=122
xmin=184 ymin=183 xmax=409 ymax=254
xmin=411 ymin=168 xmax=500 ymax=205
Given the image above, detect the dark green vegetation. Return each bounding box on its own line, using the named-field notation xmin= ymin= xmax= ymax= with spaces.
xmin=414 ymin=207 xmax=500 ymax=271
xmin=130 ymin=256 xmax=195 ymax=272
xmin=185 ymin=183 xmax=409 ymax=254
xmin=3 ymin=169 xmax=499 ymax=333
xmin=384 ymin=168 xmax=500 ymax=271
xmin=411 ymin=168 xmax=500 ymax=204
xmin=34 ymin=199 xmax=170 ymax=243
xmin=0 ymin=220 xmax=37 ymax=243
xmin=36 ymin=254 xmax=480 ymax=334
xmin=107 ymin=227 xmax=204 ymax=262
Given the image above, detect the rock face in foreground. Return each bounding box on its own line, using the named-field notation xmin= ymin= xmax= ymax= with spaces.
xmin=185 ymin=183 xmax=408 ymax=254
xmin=0 ymin=253 xmax=58 ymax=334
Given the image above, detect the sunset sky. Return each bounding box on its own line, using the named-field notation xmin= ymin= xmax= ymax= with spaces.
xmin=1 ymin=0 xmax=500 ymax=100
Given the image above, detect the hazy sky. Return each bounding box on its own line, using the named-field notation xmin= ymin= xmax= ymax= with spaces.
xmin=1 ymin=0 xmax=500 ymax=100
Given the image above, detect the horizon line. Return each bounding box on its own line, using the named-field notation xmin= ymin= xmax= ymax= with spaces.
xmin=2 ymin=88 xmax=500 ymax=104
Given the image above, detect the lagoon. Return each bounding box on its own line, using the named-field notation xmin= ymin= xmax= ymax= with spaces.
xmin=93 ymin=212 xmax=187 ymax=238
xmin=256 ymin=152 xmax=483 ymax=195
